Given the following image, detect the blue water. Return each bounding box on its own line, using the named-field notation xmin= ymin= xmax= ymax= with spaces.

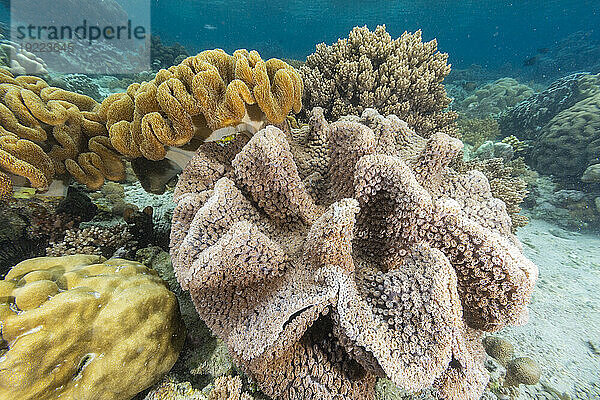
xmin=149 ymin=0 xmax=600 ymax=69
xmin=1 ymin=1 xmax=598 ymax=70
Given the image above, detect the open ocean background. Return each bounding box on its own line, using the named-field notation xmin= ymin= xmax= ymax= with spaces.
xmin=149 ymin=0 xmax=600 ymax=69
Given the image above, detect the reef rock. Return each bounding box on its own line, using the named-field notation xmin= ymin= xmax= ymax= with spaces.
xmin=170 ymin=108 xmax=538 ymax=400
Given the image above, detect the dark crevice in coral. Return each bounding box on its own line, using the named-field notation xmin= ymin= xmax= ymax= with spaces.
xmin=303 ymin=313 xmax=367 ymax=382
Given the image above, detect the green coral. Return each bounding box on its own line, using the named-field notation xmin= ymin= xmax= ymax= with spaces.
xmin=458 ymin=117 xmax=500 ymax=149
xmin=457 ymin=78 xmax=534 ymax=118
xmin=0 ymin=255 xmax=185 ymax=400
xmin=532 ymin=92 xmax=600 ymax=180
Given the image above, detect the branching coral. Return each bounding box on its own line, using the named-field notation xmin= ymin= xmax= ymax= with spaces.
xmin=300 ymin=25 xmax=457 ymax=138
xmin=102 ymin=49 xmax=303 ymax=161
xmin=45 ymin=224 xmax=133 ymax=258
xmin=0 ymin=69 xmax=125 ymax=196
xmin=170 ymin=107 xmax=537 ymax=400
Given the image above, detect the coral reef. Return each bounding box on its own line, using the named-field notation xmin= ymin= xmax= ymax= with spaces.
xmin=531 ymin=92 xmax=600 ymax=180
xmin=582 ymin=163 xmax=600 ymax=183
xmin=499 ymin=73 xmax=599 ymax=140
xmin=143 ymin=375 xmax=255 ymax=400
xmin=454 ymin=157 xmax=529 ymax=231
xmin=525 ymin=176 xmax=600 ymax=230
xmin=501 ymin=135 xmax=530 ymax=157
xmin=0 ymin=40 xmax=48 ymax=75
xmin=135 ymin=246 xmax=237 ymax=396
xmin=170 ymin=107 xmax=537 ymax=400
xmin=482 ymin=336 xmax=514 ymax=367
xmin=49 ymin=74 xmax=103 ymax=102
xmin=45 ymin=224 xmax=133 ymax=257
xmin=458 ymin=117 xmax=500 ymax=149
xmin=473 ymin=141 xmax=514 ymax=163
xmin=103 ymin=49 xmax=303 ymax=161
xmin=504 ymin=357 xmax=541 ymax=387
xmin=0 ymin=254 xmax=185 ymax=400
xmin=151 ymin=35 xmax=190 ymax=70
xmin=0 ymin=69 xmax=125 ymax=195
xmin=456 ymin=78 xmax=534 ymax=118
xmin=300 ymin=25 xmax=457 ymax=138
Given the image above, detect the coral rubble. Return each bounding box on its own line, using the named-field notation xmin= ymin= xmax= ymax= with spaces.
xmin=0 ymin=255 xmax=185 ymax=400
xmin=170 ymin=107 xmax=537 ymax=400
xmin=300 ymin=25 xmax=457 ymax=138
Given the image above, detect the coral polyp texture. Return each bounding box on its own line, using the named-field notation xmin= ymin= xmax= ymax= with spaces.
xmin=0 ymin=255 xmax=185 ymax=400
xmin=0 ymin=69 xmax=125 ymax=195
xmin=300 ymin=25 xmax=458 ymax=138
xmin=170 ymin=107 xmax=537 ymax=400
xmin=101 ymin=49 xmax=303 ymax=161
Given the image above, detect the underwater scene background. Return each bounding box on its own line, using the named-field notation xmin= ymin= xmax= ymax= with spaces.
xmin=0 ymin=1 xmax=599 ymax=400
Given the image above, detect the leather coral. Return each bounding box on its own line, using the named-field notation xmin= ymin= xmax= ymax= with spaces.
xmin=170 ymin=107 xmax=537 ymax=400
xmin=0 ymin=69 xmax=124 ymax=196
xmin=102 ymin=49 xmax=303 ymax=161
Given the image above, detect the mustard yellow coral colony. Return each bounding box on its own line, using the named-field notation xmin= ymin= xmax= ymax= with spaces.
xmin=0 ymin=68 xmax=124 ymax=193
xmin=0 ymin=49 xmax=303 ymax=197
xmin=103 ymin=49 xmax=303 ymax=161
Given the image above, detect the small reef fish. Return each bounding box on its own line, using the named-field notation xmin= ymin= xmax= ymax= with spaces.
xmin=523 ymin=55 xmax=539 ymax=66
xmin=203 ymin=24 xmax=217 ymax=30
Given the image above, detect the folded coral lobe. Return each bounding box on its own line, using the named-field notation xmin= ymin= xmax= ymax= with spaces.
xmin=170 ymin=107 xmax=537 ymax=400
xmin=103 ymin=49 xmax=303 ymax=161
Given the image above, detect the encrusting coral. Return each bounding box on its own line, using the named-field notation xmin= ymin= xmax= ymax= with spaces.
xmin=0 ymin=254 xmax=185 ymax=400
xmin=300 ymin=25 xmax=458 ymax=138
xmin=102 ymin=49 xmax=303 ymax=161
xmin=0 ymin=69 xmax=125 ymax=195
xmin=170 ymin=107 xmax=537 ymax=400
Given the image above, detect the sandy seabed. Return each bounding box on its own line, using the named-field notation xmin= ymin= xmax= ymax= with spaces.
xmin=499 ymin=218 xmax=600 ymax=399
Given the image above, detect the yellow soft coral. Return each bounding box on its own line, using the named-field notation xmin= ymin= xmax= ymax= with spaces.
xmin=0 ymin=70 xmax=124 ymax=196
xmin=0 ymin=255 xmax=185 ymax=400
xmin=0 ymin=170 xmax=12 ymax=201
xmin=104 ymin=49 xmax=303 ymax=160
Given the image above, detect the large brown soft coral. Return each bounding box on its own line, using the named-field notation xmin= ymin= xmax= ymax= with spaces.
xmin=0 ymin=69 xmax=124 ymax=195
xmin=102 ymin=49 xmax=303 ymax=161
xmin=300 ymin=25 xmax=457 ymax=138
xmin=170 ymin=108 xmax=537 ymax=400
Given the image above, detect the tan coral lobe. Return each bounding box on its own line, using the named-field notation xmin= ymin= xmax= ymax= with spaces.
xmin=0 ymin=69 xmax=124 ymax=196
xmin=103 ymin=49 xmax=303 ymax=161
xmin=170 ymin=107 xmax=537 ymax=400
